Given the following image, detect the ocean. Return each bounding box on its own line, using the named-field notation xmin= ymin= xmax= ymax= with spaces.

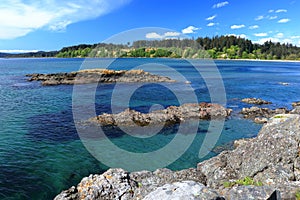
xmin=0 ymin=58 xmax=299 ymax=199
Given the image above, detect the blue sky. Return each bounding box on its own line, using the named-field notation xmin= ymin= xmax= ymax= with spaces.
xmin=0 ymin=0 xmax=299 ymax=52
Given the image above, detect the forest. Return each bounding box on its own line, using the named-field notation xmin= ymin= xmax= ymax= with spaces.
xmin=1 ymin=35 xmax=300 ymax=60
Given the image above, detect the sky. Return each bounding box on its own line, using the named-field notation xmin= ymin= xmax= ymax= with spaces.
xmin=0 ymin=0 xmax=300 ymax=52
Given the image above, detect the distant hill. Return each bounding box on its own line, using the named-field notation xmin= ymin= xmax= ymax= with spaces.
xmin=2 ymin=35 xmax=300 ymax=60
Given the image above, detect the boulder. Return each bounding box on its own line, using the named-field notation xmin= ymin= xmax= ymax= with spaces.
xmin=197 ymin=114 xmax=300 ymax=198
xmin=240 ymin=107 xmax=289 ymax=123
xmin=143 ymin=181 xmax=221 ymax=200
xmin=241 ymin=98 xmax=272 ymax=105
xmin=292 ymin=101 xmax=300 ymax=108
xmin=90 ymin=103 xmax=232 ymax=126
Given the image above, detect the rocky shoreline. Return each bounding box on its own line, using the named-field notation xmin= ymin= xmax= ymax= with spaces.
xmin=55 ymin=114 xmax=300 ymax=200
xmin=26 ymin=69 xmax=175 ymax=85
xmin=240 ymin=98 xmax=300 ymax=124
xmin=89 ymin=103 xmax=232 ymax=126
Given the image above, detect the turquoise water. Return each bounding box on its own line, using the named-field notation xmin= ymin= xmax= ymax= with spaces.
xmin=0 ymin=58 xmax=300 ymax=199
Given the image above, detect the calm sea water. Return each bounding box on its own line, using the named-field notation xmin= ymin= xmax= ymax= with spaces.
xmin=0 ymin=58 xmax=300 ymax=199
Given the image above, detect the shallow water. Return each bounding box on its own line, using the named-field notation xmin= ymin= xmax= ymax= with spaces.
xmin=0 ymin=58 xmax=299 ymax=199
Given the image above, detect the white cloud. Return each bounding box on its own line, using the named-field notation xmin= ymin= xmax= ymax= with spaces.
xmin=275 ymin=33 xmax=284 ymax=38
xmin=278 ymin=18 xmax=290 ymax=23
xmin=254 ymin=33 xmax=268 ymax=37
xmin=164 ymin=32 xmax=181 ymax=37
xmin=249 ymin=25 xmax=259 ymax=29
xmin=275 ymin=9 xmax=287 ymax=13
xmin=206 ymin=15 xmax=217 ymax=21
xmin=269 ymin=16 xmax=278 ymax=20
xmin=145 ymin=32 xmax=163 ymax=39
xmin=291 ymin=36 xmax=300 ymax=39
xmin=255 ymin=15 xmax=264 ymax=21
xmin=145 ymin=31 xmax=182 ymax=39
xmin=181 ymin=26 xmax=199 ymax=34
xmin=0 ymin=0 xmax=131 ymax=39
xmin=207 ymin=23 xmax=216 ymax=27
xmin=230 ymin=24 xmax=245 ymax=29
xmin=269 ymin=10 xmax=274 ymax=13
xmin=213 ymin=1 xmax=229 ymax=8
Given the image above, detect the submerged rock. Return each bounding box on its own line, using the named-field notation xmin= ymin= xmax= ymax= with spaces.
xmin=89 ymin=103 xmax=232 ymax=126
xmin=241 ymin=98 xmax=272 ymax=105
xmin=27 ymin=69 xmax=175 ymax=85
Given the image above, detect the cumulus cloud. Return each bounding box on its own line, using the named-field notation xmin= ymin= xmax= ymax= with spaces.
xmin=269 ymin=16 xmax=278 ymax=20
xmin=278 ymin=18 xmax=290 ymax=23
xmin=230 ymin=24 xmax=245 ymax=29
xmin=255 ymin=15 xmax=264 ymax=21
xmin=275 ymin=9 xmax=287 ymax=13
xmin=164 ymin=32 xmax=181 ymax=37
xmin=254 ymin=33 xmax=268 ymax=37
xmin=291 ymin=36 xmax=300 ymax=39
xmin=249 ymin=25 xmax=259 ymax=29
xmin=213 ymin=1 xmax=229 ymax=8
xmin=0 ymin=0 xmax=131 ymax=39
xmin=206 ymin=15 xmax=217 ymax=21
xmin=275 ymin=33 xmax=284 ymax=38
xmin=181 ymin=26 xmax=199 ymax=34
xmin=269 ymin=10 xmax=274 ymax=13
xmin=145 ymin=31 xmax=182 ymax=39
xmin=207 ymin=23 xmax=216 ymax=27
xmin=145 ymin=32 xmax=163 ymax=39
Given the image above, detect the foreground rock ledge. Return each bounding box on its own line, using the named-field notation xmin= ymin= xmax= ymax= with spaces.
xmin=55 ymin=114 xmax=300 ymax=200
xmin=89 ymin=103 xmax=232 ymax=126
xmin=26 ymin=69 xmax=175 ymax=85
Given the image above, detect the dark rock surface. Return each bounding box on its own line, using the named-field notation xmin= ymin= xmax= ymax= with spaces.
xmin=55 ymin=114 xmax=300 ymax=200
xmin=240 ymin=106 xmax=289 ymax=123
xmin=292 ymin=101 xmax=300 ymax=108
xmin=241 ymin=98 xmax=272 ymax=105
xmin=89 ymin=103 xmax=232 ymax=126
xmin=27 ymin=69 xmax=175 ymax=85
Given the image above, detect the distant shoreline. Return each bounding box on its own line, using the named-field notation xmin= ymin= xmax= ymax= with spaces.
xmin=2 ymin=57 xmax=300 ymax=63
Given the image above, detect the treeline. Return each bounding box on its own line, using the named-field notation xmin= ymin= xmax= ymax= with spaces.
xmin=0 ymin=51 xmax=57 ymax=58
xmin=1 ymin=35 xmax=300 ymax=60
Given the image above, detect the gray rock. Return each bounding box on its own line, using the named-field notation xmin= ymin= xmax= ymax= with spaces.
xmin=142 ymin=181 xmax=221 ymax=200
xmin=27 ymin=69 xmax=175 ymax=85
xmin=240 ymin=106 xmax=289 ymax=122
xmin=290 ymin=106 xmax=300 ymax=114
xmin=222 ymin=186 xmax=280 ymax=200
xmin=90 ymin=103 xmax=232 ymax=126
xmin=197 ymin=114 xmax=300 ymax=198
xmin=55 ymin=114 xmax=300 ymax=200
xmin=292 ymin=101 xmax=300 ymax=108
xmin=242 ymin=98 xmax=272 ymax=105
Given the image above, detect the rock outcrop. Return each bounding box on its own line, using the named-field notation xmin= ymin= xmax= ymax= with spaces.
xmin=240 ymin=106 xmax=289 ymax=123
xmin=27 ymin=69 xmax=175 ymax=85
xmin=89 ymin=103 xmax=232 ymax=126
xmin=241 ymin=98 xmax=272 ymax=105
xmin=292 ymin=101 xmax=300 ymax=108
xmin=55 ymin=114 xmax=300 ymax=200
xmin=197 ymin=114 xmax=300 ymax=199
